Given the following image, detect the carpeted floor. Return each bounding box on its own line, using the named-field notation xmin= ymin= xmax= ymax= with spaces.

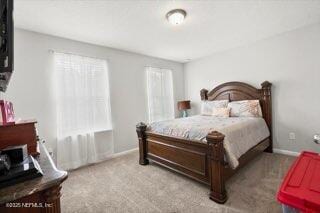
xmin=61 ymin=151 xmax=295 ymax=213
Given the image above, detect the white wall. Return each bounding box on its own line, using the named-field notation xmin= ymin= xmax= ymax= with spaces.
xmin=184 ymin=23 xmax=320 ymax=153
xmin=4 ymin=24 xmax=319 ymax=156
xmin=3 ymin=28 xmax=184 ymax=156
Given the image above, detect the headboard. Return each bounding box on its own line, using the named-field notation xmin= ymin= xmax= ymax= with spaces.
xmin=200 ymin=81 xmax=272 ymax=146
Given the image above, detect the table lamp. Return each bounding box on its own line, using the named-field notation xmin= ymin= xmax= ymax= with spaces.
xmin=178 ymin=100 xmax=191 ymax=117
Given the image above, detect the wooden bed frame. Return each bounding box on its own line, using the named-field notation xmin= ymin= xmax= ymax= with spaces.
xmin=136 ymin=81 xmax=272 ymax=203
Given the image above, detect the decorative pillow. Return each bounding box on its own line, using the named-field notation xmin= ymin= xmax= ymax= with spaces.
xmin=201 ymin=100 xmax=229 ymax=116
xmin=212 ymin=107 xmax=230 ymax=118
xmin=228 ymin=100 xmax=263 ymax=117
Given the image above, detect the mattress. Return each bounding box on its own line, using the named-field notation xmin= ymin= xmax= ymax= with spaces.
xmin=148 ymin=115 xmax=270 ymax=169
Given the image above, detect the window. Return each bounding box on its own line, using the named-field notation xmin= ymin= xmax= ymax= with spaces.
xmin=54 ymin=52 xmax=112 ymax=138
xmin=146 ymin=67 xmax=175 ymax=123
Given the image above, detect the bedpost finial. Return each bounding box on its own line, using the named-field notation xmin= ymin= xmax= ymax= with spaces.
xmin=136 ymin=122 xmax=147 ymax=140
xmin=261 ymin=81 xmax=272 ymax=88
xmin=136 ymin=122 xmax=147 ymax=131
xmin=200 ymin=89 xmax=208 ymax=100
xmin=206 ymin=131 xmax=225 ymax=143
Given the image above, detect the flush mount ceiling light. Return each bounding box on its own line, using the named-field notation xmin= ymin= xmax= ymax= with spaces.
xmin=166 ymin=9 xmax=187 ymax=25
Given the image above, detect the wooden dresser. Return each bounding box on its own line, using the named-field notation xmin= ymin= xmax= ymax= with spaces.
xmin=0 ymin=120 xmax=39 ymax=156
xmin=0 ymin=121 xmax=68 ymax=213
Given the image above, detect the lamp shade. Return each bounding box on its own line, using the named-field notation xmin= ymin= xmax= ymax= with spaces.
xmin=177 ymin=100 xmax=191 ymax=111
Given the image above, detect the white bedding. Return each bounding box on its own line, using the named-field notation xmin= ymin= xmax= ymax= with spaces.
xmin=148 ymin=115 xmax=270 ymax=169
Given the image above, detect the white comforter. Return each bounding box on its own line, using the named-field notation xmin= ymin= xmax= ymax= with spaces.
xmin=148 ymin=115 xmax=270 ymax=169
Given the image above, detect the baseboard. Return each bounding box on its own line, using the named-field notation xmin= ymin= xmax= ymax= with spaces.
xmin=112 ymin=147 xmax=138 ymax=158
xmin=273 ymin=148 xmax=300 ymax=157
xmin=60 ymin=148 xmax=139 ymax=171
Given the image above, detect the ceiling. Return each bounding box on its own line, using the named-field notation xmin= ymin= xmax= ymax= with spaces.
xmin=15 ymin=0 xmax=320 ymax=63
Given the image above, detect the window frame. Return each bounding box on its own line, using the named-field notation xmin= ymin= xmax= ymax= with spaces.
xmin=54 ymin=52 xmax=113 ymax=138
xmin=145 ymin=66 xmax=175 ymax=123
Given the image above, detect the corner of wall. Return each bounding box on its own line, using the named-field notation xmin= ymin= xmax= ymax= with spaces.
xmin=182 ymin=62 xmax=188 ymax=100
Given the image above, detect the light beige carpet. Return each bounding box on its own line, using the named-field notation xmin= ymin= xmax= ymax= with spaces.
xmin=61 ymin=151 xmax=295 ymax=213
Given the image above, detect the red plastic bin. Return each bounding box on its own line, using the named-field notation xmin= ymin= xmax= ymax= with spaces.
xmin=277 ymin=151 xmax=320 ymax=213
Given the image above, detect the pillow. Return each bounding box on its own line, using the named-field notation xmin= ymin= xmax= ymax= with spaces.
xmin=201 ymin=100 xmax=229 ymax=116
xmin=228 ymin=100 xmax=263 ymax=117
xmin=212 ymin=107 xmax=230 ymax=118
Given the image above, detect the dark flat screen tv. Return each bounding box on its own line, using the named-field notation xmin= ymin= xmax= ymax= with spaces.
xmin=0 ymin=0 xmax=13 ymax=92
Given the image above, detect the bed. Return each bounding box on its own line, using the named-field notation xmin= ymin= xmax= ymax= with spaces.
xmin=136 ymin=81 xmax=272 ymax=203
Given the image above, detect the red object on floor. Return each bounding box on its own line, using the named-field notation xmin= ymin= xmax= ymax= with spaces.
xmin=277 ymin=151 xmax=320 ymax=213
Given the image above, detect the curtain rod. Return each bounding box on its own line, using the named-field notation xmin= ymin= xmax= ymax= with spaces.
xmin=48 ymin=50 xmax=172 ymax=70
xmin=144 ymin=65 xmax=173 ymax=71
xmin=48 ymin=49 xmax=109 ymax=61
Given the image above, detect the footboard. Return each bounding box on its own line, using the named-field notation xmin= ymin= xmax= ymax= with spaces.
xmin=146 ymin=131 xmax=210 ymax=184
xmin=136 ymin=123 xmax=227 ymax=203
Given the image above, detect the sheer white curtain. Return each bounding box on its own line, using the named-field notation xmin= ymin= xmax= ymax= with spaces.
xmin=54 ymin=52 xmax=113 ymax=170
xmin=146 ymin=67 xmax=175 ymax=123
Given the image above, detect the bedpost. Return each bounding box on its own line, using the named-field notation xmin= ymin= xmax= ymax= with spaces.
xmin=200 ymin=89 xmax=208 ymax=100
xmin=136 ymin=122 xmax=149 ymax=165
xmin=207 ymin=131 xmax=227 ymax=203
xmin=261 ymin=81 xmax=272 ymax=153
